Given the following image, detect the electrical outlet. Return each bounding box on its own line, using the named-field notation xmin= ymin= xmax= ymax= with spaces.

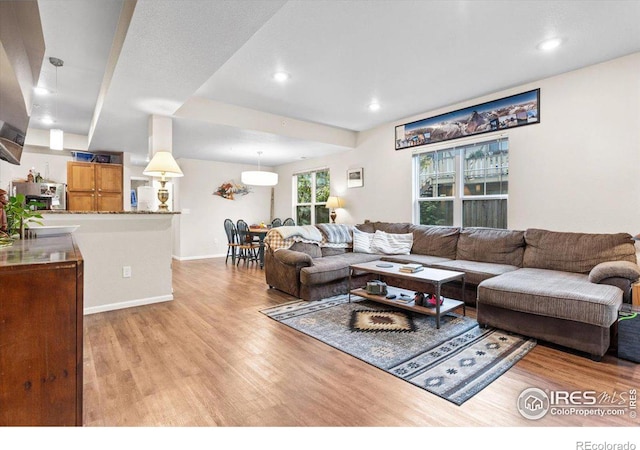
xmin=122 ymin=266 xmax=132 ymax=278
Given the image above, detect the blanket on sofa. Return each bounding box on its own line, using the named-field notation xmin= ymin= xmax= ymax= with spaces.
xmin=265 ymin=226 xmax=324 ymax=251
xmin=275 ymin=225 xmax=323 ymax=241
xmin=265 ymin=224 xmax=354 ymax=251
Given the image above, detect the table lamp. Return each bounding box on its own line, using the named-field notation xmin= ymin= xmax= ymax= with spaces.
xmin=143 ymin=151 xmax=183 ymax=211
xmin=325 ymin=196 xmax=344 ymax=224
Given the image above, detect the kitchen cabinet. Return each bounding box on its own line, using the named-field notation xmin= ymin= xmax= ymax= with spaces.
xmin=67 ymin=161 xmax=123 ymax=211
xmin=0 ymin=235 xmax=84 ymax=426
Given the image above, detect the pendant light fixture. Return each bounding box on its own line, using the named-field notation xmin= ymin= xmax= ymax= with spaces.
xmin=241 ymin=151 xmax=278 ymax=186
xmin=49 ymin=57 xmax=64 ymax=151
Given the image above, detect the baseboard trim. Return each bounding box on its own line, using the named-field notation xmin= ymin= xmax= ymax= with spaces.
xmin=84 ymin=294 xmax=174 ymax=315
xmin=172 ymin=254 xmax=225 ymax=261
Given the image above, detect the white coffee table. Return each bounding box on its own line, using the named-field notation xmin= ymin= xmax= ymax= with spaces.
xmin=348 ymin=260 xmax=466 ymax=329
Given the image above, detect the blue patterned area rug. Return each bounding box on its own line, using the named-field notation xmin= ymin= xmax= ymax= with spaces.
xmin=261 ymin=295 xmax=536 ymax=405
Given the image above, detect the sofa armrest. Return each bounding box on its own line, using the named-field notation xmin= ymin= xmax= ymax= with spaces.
xmin=273 ymin=249 xmax=314 ymax=268
xmin=588 ymin=261 xmax=640 ymax=284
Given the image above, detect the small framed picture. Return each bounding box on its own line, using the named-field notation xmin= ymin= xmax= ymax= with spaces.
xmin=347 ymin=168 xmax=363 ymax=188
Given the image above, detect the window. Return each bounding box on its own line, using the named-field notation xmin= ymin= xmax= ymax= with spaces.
xmin=414 ymin=138 xmax=508 ymax=228
xmin=293 ymin=169 xmax=330 ymax=225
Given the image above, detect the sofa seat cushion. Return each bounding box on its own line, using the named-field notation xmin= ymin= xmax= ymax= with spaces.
xmin=300 ymin=253 xmax=381 ymax=285
xmin=478 ymin=268 xmax=623 ymax=327
xmin=432 ymin=260 xmax=519 ymax=285
xmin=380 ymin=254 xmax=452 ymax=266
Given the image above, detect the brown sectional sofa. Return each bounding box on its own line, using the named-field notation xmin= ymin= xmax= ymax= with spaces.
xmin=264 ymin=222 xmax=640 ymax=359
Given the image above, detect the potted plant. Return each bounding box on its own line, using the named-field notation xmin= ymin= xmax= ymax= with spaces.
xmin=3 ymin=193 xmax=44 ymax=240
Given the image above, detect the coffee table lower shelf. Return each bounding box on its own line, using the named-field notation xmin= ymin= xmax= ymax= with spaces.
xmin=350 ymin=286 xmax=465 ymax=319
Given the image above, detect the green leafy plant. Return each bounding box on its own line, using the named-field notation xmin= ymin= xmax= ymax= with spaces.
xmin=4 ymin=194 xmax=44 ymax=238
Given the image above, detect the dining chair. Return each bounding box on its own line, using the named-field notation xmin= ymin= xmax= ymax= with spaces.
xmin=224 ymin=219 xmax=239 ymax=265
xmin=235 ymin=219 xmax=259 ymax=265
xmin=271 ymin=218 xmax=282 ymax=228
xmin=283 ymin=218 xmax=295 ymax=226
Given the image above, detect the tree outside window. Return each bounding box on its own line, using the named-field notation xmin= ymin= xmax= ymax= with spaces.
xmin=294 ymin=169 xmax=330 ymax=225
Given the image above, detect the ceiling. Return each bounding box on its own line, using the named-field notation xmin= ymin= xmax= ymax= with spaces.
xmin=24 ymin=0 xmax=640 ymax=167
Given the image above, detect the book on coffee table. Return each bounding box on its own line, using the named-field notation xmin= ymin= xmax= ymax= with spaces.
xmin=399 ymin=263 xmax=423 ymax=273
xmin=395 ymin=293 xmax=415 ymax=304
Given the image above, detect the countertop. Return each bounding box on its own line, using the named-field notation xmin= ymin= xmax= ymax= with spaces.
xmin=42 ymin=210 xmax=180 ymax=215
xmin=0 ymin=235 xmax=82 ymax=267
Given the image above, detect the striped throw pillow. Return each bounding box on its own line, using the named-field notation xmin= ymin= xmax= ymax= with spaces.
xmin=370 ymin=230 xmax=413 ymax=255
xmin=316 ymin=223 xmax=353 ymax=244
xmin=353 ymin=227 xmax=375 ymax=254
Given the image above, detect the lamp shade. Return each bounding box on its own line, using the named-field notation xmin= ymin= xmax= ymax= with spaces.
xmin=143 ymin=151 xmax=184 ymax=178
xmin=325 ymin=196 xmax=344 ymax=209
xmin=241 ymin=170 xmax=278 ymax=186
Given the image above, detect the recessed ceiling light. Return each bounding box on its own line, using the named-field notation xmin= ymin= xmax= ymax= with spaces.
xmin=273 ymin=71 xmax=290 ymax=83
xmin=34 ymin=86 xmax=49 ymax=95
xmin=368 ymin=102 xmax=381 ymax=112
xmin=538 ymin=37 xmax=562 ymax=51
xmin=41 ymin=116 xmax=54 ymax=125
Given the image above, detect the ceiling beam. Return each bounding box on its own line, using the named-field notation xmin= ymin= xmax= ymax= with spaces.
xmin=87 ymin=0 xmax=137 ymax=146
xmin=175 ymin=97 xmax=357 ymax=149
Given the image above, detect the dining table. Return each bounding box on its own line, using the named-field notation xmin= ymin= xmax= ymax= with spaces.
xmin=248 ymin=226 xmax=270 ymax=268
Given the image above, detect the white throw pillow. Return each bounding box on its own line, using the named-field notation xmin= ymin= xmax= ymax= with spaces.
xmin=352 ymin=227 xmax=375 ymax=254
xmin=370 ymin=230 xmax=413 ymax=255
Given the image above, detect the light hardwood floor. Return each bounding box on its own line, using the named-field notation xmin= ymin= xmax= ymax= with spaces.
xmin=82 ymin=258 xmax=639 ymax=427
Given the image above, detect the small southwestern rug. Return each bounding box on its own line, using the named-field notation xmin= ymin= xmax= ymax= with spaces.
xmin=261 ymin=295 xmax=536 ymax=405
xmin=349 ymin=309 xmax=416 ymax=333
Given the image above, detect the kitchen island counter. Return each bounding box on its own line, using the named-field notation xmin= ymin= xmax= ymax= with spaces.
xmin=39 ymin=211 xmax=176 ymax=314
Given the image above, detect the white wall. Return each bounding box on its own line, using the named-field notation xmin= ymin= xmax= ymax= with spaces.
xmin=0 ymin=146 xmax=71 ymax=191
xmin=274 ymin=52 xmax=640 ymax=239
xmin=173 ymin=157 xmax=273 ymax=260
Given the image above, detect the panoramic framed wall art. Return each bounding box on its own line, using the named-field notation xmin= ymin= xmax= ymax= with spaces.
xmin=395 ymin=88 xmax=540 ymax=150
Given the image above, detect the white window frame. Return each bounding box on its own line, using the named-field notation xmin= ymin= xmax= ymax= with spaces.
xmin=292 ymin=167 xmax=330 ymax=225
xmin=412 ymin=135 xmax=508 ymax=227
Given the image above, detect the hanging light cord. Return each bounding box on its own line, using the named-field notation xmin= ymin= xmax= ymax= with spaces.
xmin=49 ymin=57 xmax=64 ymax=126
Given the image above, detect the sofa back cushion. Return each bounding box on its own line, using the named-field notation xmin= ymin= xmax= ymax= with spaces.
xmin=321 ymin=247 xmax=349 ymax=257
xmin=289 ymin=241 xmax=322 ymax=258
xmin=372 ymin=222 xmax=412 ymax=234
xmin=456 ymin=227 xmax=525 ymax=266
xmin=355 ymin=222 xmax=375 ymax=233
xmin=410 ymin=225 xmax=460 ymax=259
xmin=523 ymin=228 xmax=637 ymax=273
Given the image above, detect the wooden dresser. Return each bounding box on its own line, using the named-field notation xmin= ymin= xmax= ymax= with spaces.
xmin=0 ymin=235 xmax=83 ymax=426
